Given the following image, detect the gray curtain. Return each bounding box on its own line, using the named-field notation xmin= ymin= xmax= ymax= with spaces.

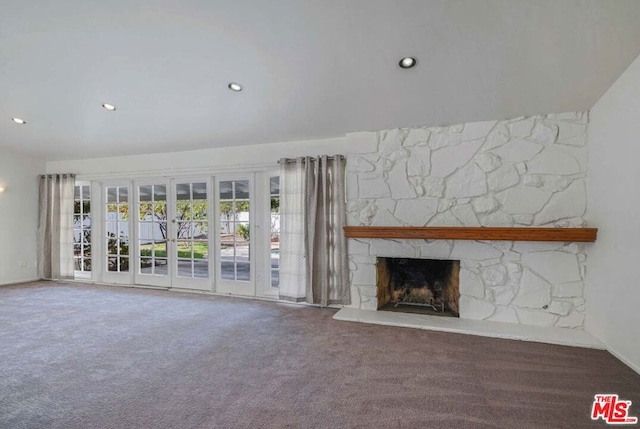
xmin=279 ymin=155 xmax=350 ymax=306
xmin=38 ymin=174 xmax=75 ymax=279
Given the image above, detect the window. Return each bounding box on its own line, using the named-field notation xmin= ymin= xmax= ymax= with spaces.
xmin=219 ymin=180 xmax=251 ymax=282
xmin=106 ymin=186 xmax=130 ymax=272
xmin=74 ymin=184 xmax=91 ymax=273
xmin=270 ymin=176 xmax=280 ymax=287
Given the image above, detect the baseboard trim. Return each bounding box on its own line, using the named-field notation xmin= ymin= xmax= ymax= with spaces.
xmin=606 ymin=346 xmax=640 ymax=376
xmin=0 ymin=277 xmax=40 ymax=287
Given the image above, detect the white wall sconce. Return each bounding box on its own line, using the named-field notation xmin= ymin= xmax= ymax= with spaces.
xmin=0 ymin=187 xmax=6 ymax=193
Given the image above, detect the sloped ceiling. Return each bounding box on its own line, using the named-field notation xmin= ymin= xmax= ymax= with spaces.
xmin=2 ymin=0 xmax=640 ymax=160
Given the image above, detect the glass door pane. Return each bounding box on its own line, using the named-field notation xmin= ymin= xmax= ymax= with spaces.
xmin=269 ymin=176 xmax=280 ymax=288
xmin=171 ymin=180 xmax=211 ymax=290
xmin=134 ymin=182 xmax=170 ymax=287
xmin=217 ymin=177 xmax=254 ymax=296
xmin=105 ymin=186 xmax=130 ymax=273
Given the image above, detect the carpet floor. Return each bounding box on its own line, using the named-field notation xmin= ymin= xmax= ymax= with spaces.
xmin=0 ymin=281 xmax=638 ymax=429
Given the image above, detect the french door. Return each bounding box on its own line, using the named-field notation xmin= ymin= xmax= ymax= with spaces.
xmin=99 ymin=173 xmax=275 ymax=296
xmin=133 ymin=178 xmax=211 ymax=291
xmin=215 ymin=175 xmax=255 ymax=296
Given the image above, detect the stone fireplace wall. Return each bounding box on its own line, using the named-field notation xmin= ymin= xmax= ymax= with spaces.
xmin=344 ymin=112 xmax=589 ymax=329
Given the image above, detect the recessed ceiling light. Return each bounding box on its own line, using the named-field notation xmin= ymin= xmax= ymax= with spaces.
xmin=102 ymin=103 xmax=117 ymax=111
xmin=228 ymin=82 xmax=243 ymax=92
xmin=11 ymin=117 xmax=26 ymax=124
xmin=399 ymin=57 xmax=417 ymax=69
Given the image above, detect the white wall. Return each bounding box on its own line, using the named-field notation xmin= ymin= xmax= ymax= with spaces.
xmin=0 ymin=148 xmax=45 ymax=285
xmin=46 ymin=136 xmax=350 ymax=176
xmin=587 ymin=54 xmax=640 ymax=373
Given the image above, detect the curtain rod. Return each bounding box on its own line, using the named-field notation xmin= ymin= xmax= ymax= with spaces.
xmin=277 ymin=155 xmax=345 ymax=164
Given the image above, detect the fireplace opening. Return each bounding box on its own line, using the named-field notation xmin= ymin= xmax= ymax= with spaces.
xmin=376 ymin=257 xmax=460 ymax=317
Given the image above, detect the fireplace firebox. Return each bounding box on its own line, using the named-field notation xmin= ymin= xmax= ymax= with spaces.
xmin=376 ymin=257 xmax=460 ymax=317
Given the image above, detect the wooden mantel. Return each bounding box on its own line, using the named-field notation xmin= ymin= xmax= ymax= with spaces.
xmin=343 ymin=226 xmax=598 ymax=242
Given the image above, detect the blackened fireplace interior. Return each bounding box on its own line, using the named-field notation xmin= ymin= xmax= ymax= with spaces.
xmin=376 ymin=257 xmax=460 ymax=317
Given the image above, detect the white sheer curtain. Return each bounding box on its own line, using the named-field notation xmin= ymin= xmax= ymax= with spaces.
xmin=38 ymin=174 xmax=75 ymax=279
xmin=279 ymin=156 xmax=350 ymax=306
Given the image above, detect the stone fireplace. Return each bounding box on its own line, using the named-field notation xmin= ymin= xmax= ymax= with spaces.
xmin=344 ymin=112 xmax=590 ymax=329
xmin=377 ymin=257 xmax=460 ymax=316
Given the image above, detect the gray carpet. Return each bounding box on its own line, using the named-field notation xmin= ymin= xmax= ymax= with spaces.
xmin=1 ymin=281 xmax=638 ymax=429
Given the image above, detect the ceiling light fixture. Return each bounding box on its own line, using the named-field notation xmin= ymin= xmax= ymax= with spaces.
xmin=11 ymin=117 xmax=26 ymax=124
xmin=228 ymin=82 xmax=243 ymax=92
xmin=399 ymin=57 xmax=417 ymax=69
xmin=102 ymin=103 xmax=117 ymax=111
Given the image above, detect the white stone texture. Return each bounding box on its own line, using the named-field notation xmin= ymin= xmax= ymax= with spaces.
xmin=422 ymin=176 xmax=445 ymax=198
xmin=471 ymin=195 xmax=499 ymax=214
xmin=515 ymin=309 xmax=558 ymax=327
xmin=530 ymin=121 xmax=558 ymax=144
xmin=431 ymin=138 xmax=484 ymax=177
xmin=522 ymin=174 xmax=543 ymax=187
xmin=368 ymin=240 xmax=416 ymax=258
xmin=418 ymin=240 xmax=453 ymax=259
xmin=512 ymin=269 xmax=552 ymax=309
xmin=344 ymin=112 xmax=588 ymax=330
xmin=427 ymin=211 xmax=463 ymax=226
xmin=495 ymin=138 xmax=542 ymax=162
xmin=552 ymin=281 xmax=584 ymax=298
xmin=548 ymin=300 xmax=573 ymax=316
xmin=406 ymin=146 xmax=432 ymax=176
xmin=451 ymin=204 xmax=481 ymax=226
xmin=493 ymin=288 xmax=516 ymax=306
xmin=347 ymin=156 xmax=376 ymax=173
xmin=555 ymin=311 xmax=585 ymax=328
xmin=403 ymin=128 xmax=430 ymax=147
xmin=459 ymin=268 xmax=485 ymax=298
xmin=477 ymin=209 xmax=514 ymax=227
xmin=445 ymin=163 xmax=487 ymax=198
xmin=481 ymin=264 xmax=508 ymax=286
xmin=429 ymin=130 xmax=461 ymax=150
xmin=378 ymin=129 xmax=406 ymax=158
xmin=450 ymin=241 xmax=503 ymax=260
xmin=535 ymin=180 xmax=586 ymax=225
xmin=483 ymin=126 xmax=509 ymax=150
xmin=387 ymin=161 xmax=417 ymax=199
xmin=512 ymin=214 xmax=534 ymax=226
xmin=459 ymin=296 xmax=496 ymax=320
xmin=461 ymin=120 xmax=496 ymax=141
xmin=358 ymin=174 xmax=391 ymax=199
xmin=521 ymin=251 xmax=581 ymax=284
xmin=497 ymin=186 xmax=552 ymax=214
xmin=348 ymin=239 xmax=370 ymax=255
xmin=370 ymin=208 xmax=403 ymax=226
xmin=508 ymin=118 xmax=535 ymax=138
xmin=512 ymin=241 xmax=564 ymax=253
xmin=437 ymin=199 xmax=455 ymax=213
xmin=474 ymin=153 xmax=502 ymax=172
xmin=394 ymin=199 xmax=438 ymax=226
xmin=487 ymin=164 xmax=520 ymax=192
xmin=495 ymin=139 xmax=542 ymax=162
xmin=557 ymin=121 xmax=587 ymax=145
xmin=351 ymin=264 xmax=376 ymax=285
xmin=527 ymin=146 xmax=581 ymax=175
xmin=487 ymin=307 xmax=519 ymax=323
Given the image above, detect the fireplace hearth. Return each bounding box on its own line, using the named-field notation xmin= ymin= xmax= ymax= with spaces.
xmin=376 ymin=257 xmax=460 ymax=317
